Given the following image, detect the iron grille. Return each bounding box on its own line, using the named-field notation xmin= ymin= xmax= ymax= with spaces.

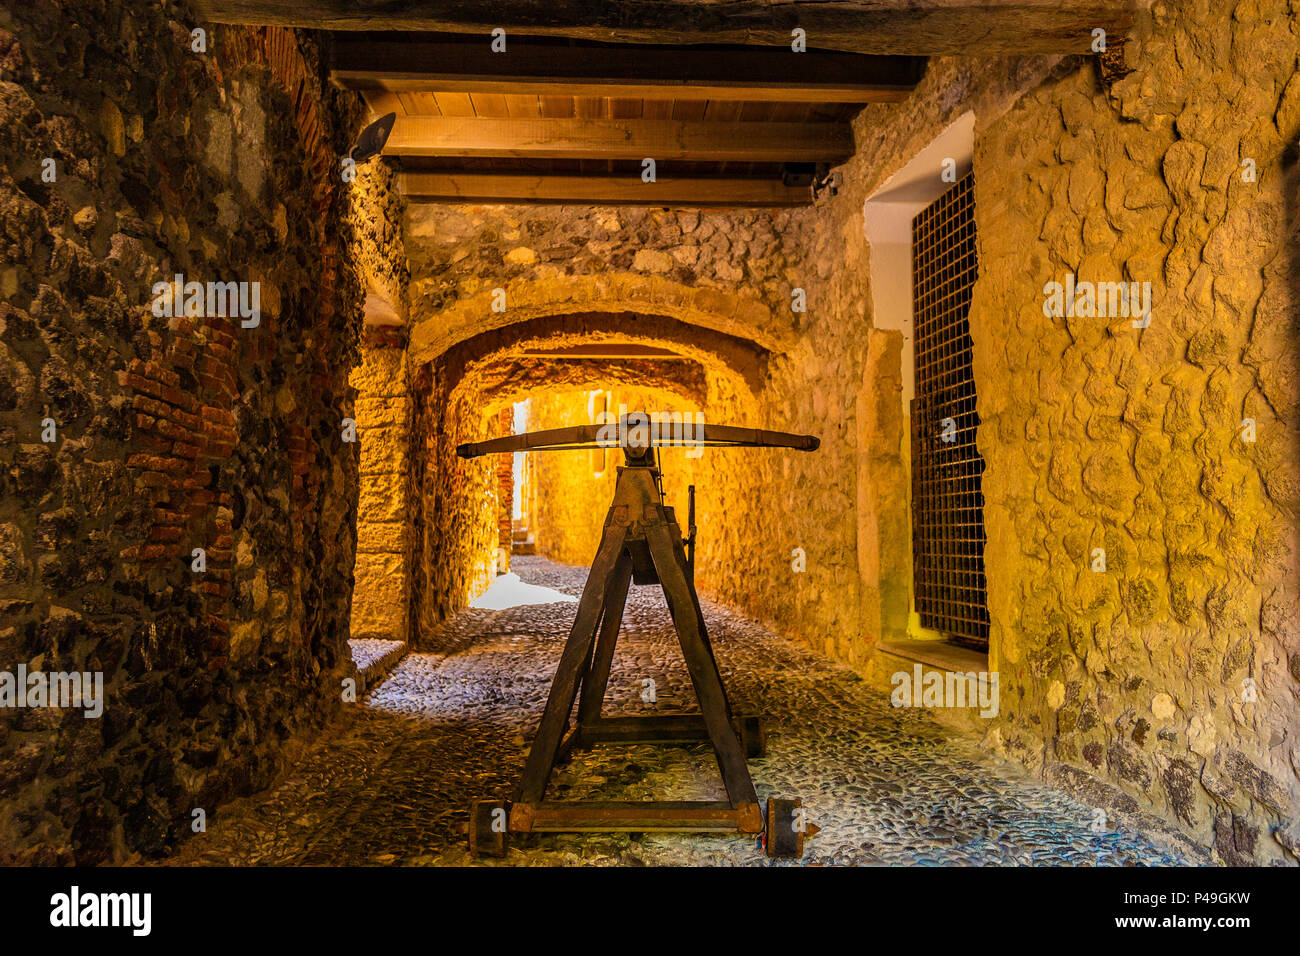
xmin=910 ymin=172 xmax=989 ymax=650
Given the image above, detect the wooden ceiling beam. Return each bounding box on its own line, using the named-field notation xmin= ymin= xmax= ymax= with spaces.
xmin=400 ymin=171 xmax=813 ymax=206
xmin=386 ymin=117 xmax=851 ymax=162
xmin=522 ymin=344 xmax=686 ymax=359
xmin=192 ymin=1 xmax=1134 ymax=56
xmin=329 ymin=35 xmax=924 ymax=103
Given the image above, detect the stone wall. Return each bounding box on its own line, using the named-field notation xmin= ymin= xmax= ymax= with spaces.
xmin=346 ymin=157 xmax=410 ymax=328
xmin=349 ymin=325 xmax=411 ymax=643
xmin=529 ymin=390 xmax=613 ymax=567
xmin=672 ymin=0 xmax=1300 ymax=862
xmin=970 ymin=0 xmax=1299 ymax=864
xmin=408 ymin=362 xmax=500 ymax=644
xmin=447 ymin=0 xmax=1300 ymax=864
xmin=0 ymin=2 xmax=373 ymax=862
xmin=496 ymin=405 xmax=513 ymax=572
xmin=344 ymin=152 xmax=412 ymax=644
xmin=404 ymin=203 xmax=804 ymax=363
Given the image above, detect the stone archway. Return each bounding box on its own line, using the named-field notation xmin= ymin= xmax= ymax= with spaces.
xmin=393 ymin=302 xmax=774 ymax=643
xmin=408 ymin=273 xmax=793 ymax=366
xmin=440 ymin=310 xmax=770 ymax=400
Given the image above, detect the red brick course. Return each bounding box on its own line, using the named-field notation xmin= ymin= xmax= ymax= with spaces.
xmin=119 ymin=24 xmax=343 ymax=668
xmin=497 ymin=407 xmax=514 ymax=565
xmin=363 ymin=325 xmax=407 ymax=350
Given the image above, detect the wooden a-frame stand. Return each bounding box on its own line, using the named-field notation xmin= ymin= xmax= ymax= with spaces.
xmin=460 ymin=417 xmax=818 ymax=859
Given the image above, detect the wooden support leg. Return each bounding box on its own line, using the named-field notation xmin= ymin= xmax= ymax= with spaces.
xmin=576 ymin=550 xmax=633 ymax=731
xmin=659 ymin=513 xmax=735 ymax=719
xmin=644 ymin=521 xmax=758 ymax=809
xmin=664 ymin=515 xmax=726 ymax=683
xmin=515 ymin=521 xmax=629 ymax=803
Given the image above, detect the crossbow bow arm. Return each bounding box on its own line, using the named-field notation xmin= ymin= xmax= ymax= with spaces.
xmin=456 ymin=419 xmax=819 ymax=459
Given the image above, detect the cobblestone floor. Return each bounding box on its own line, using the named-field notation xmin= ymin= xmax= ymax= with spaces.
xmin=162 ymin=556 xmax=1198 ymax=866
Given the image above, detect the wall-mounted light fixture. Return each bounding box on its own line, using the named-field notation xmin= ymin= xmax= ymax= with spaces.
xmin=350 ymin=112 xmax=396 ymax=164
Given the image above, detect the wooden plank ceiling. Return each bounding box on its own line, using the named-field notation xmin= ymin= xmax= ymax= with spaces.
xmin=194 ymin=1 xmax=1135 ymax=208
xmin=195 ymin=1 xmax=1135 ymax=57
xmin=329 ymin=33 xmax=926 ymax=206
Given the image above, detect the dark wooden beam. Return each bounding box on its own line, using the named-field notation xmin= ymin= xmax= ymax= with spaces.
xmin=400 ymin=171 xmax=813 ymax=206
xmin=386 ymin=116 xmax=850 ymax=162
xmin=192 ymin=1 xmax=1134 ymax=56
xmin=521 ymin=344 xmax=685 ymax=359
xmin=329 ymin=35 xmax=924 ymax=103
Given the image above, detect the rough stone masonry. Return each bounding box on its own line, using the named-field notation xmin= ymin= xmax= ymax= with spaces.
xmin=0 ymin=1 xmax=404 ymax=862
xmin=0 ymin=0 xmax=1296 ymax=868
xmin=398 ymin=0 xmax=1299 ymax=865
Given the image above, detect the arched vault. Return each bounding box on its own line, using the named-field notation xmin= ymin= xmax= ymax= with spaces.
xmin=408 ymin=274 xmax=792 ymax=366
xmin=433 ymin=311 xmax=769 ymax=402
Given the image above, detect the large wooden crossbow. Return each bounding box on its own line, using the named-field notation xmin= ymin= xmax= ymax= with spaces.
xmin=458 ymin=412 xmax=820 ymax=858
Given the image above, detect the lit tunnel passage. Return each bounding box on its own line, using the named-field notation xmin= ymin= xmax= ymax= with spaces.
xmin=349 ymin=307 xmax=774 ymax=643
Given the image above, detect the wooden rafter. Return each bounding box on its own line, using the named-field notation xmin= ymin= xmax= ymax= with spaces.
xmin=329 ymin=35 xmax=925 ymax=103
xmin=521 ymin=344 xmax=685 ymax=359
xmin=193 ymin=0 xmax=1133 ymax=56
xmin=399 ymin=171 xmax=813 ymax=206
xmin=386 ymin=117 xmax=851 ymax=162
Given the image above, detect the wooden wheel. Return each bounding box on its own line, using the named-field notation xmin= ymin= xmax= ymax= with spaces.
xmin=468 ymin=800 xmax=509 ymax=858
xmin=764 ymin=797 xmax=805 ymax=858
xmin=738 ymin=716 xmax=766 ymax=759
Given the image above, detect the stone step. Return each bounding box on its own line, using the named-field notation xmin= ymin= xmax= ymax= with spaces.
xmin=347 ymin=638 xmax=408 ymax=693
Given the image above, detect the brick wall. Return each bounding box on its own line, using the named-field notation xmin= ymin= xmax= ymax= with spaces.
xmin=496 ymin=406 xmax=513 ymax=571
xmin=119 ymin=316 xmax=243 ymax=668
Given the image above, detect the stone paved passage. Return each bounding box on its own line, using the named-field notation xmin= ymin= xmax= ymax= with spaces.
xmin=160 ymin=557 xmax=1200 ymax=866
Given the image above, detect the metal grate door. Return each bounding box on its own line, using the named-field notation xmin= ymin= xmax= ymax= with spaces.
xmin=910 ymin=172 xmax=989 ymax=650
